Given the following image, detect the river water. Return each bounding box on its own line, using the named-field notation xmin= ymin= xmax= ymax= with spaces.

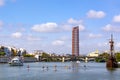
xmin=0 ymin=62 xmax=120 ymax=80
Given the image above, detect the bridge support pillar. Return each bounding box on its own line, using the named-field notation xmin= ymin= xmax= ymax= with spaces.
xmin=85 ymin=57 xmax=88 ymax=63
xmin=71 ymin=55 xmax=77 ymax=61
xmin=62 ymin=57 xmax=65 ymax=62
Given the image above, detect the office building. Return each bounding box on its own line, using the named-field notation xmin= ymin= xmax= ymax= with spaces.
xmin=72 ymin=26 xmax=79 ymax=56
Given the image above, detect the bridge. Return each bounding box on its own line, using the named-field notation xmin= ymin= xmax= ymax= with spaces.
xmin=62 ymin=56 xmax=97 ymax=62
xmin=38 ymin=56 xmax=97 ymax=62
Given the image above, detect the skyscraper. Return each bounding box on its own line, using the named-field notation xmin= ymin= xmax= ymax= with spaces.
xmin=72 ymin=26 xmax=79 ymax=56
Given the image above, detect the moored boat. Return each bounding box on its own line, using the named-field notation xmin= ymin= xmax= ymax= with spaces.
xmin=76 ymin=60 xmax=80 ymax=63
xmin=9 ymin=56 xmax=23 ymax=66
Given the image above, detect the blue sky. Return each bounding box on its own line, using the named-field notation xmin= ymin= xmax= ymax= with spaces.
xmin=0 ymin=0 xmax=120 ymax=55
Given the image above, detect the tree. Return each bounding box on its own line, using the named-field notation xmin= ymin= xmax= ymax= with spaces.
xmin=96 ymin=52 xmax=110 ymax=62
xmin=99 ymin=52 xmax=110 ymax=58
xmin=41 ymin=52 xmax=50 ymax=58
xmin=0 ymin=52 xmax=5 ymax=56
xmin=115 ymin=52 xmax=120 ymax=62
xmin=0 ymin=46 xmax=5 ymax=56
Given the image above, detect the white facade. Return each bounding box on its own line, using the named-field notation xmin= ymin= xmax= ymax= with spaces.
xmin=87 ymin=50 xmax=99 ymax=57
xmin=0 ymin=45 xmax=27 ymax=56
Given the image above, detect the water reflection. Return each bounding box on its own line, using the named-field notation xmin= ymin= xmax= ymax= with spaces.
xmin=0 ymin=62 xmax=120 ymax=80
xmin=71 ymin=62 xmax=79 ymax=72
xmin=106 ymin=68 xmax=117 ymax=80
xmin=106 ymin=67 xmax=116 ymax=72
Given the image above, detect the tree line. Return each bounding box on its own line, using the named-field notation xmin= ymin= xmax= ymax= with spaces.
xmin=95 ymin=52 xmax=120 ymax=62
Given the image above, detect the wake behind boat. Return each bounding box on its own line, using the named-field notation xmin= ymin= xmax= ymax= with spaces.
xmin=9 ymin=56 xmax=23 ymax=66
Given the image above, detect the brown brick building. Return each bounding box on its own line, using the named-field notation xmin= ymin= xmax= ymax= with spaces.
xmin=72 ymin=26 xmax=79 ymax=56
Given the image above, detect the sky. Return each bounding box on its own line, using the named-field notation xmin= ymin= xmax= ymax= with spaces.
xmin=0 ymin=0 xmax=120 ymax=55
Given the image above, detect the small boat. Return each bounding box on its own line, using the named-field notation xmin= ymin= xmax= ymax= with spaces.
xmin=118 ymin=62 xmax=120 ymax=64
xmin=9 ymin=56 xmax=23 ymax=66
xmin=118 ymin=62 xmax=120 ymax=67
xmin=76 ymin=61 xmax=80 ymax=63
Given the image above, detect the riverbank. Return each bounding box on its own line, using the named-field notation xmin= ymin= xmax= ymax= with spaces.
xmin=0 ymin=56 xmax=37 ymax=63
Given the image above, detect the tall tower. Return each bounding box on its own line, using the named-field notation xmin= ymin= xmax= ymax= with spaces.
xmin=72 ymin=26 xmax=79 ymax=56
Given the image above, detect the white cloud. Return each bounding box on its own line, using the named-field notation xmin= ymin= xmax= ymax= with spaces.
xmin=59 ymin=36 xmax=70 ymax=41
xmin=97 ymin=42 xmax=108 ymax=48
xmin=27 ymin=36 xmax=41 ymax=41
xmin=62 ymin=18 xmax=85 ymax=32
xmin=88 ymin=33 xmax=102 ymax=38
xmin=31 ymin=22 xmax=58 ymax=33
xmin=31 ymin=18 xmax=85 ymax=33
xmin=68 ymin=18 xmax=83 ymax=24
xmin=116 ymin=42 xmax=120 ymax=48
xmin=79 ymin=24 xmax=85 ymax=31
xmin=62 ymin=24 xmax=85 ymax=32
xmin=0 ymin=0 xmax=16 ymax=6
xmin=0 ymin=0 xmax=5 ymax=6
xmin=102 ymin=24 xmax=120 ymax=32
xmin=113 ymin=15 xmax=120 ymax=22
xmin=87 ymin=10 xmax=106 ymax=18
xmin=52 ymin=40 xmax=65 ymax=46
xmin=11 ymin=32 xmax=22 ymax=38
xmin=67 ymin=44 xmax=72 ymax=49
xmin=0 ymin=20 xmax=3 ymax=28
xmin=102 ymin=24 xmax=112 ymax=31
xmin=62 ymin=24 xmax=72 ymax=31
xmin=19 ymin=28 xmax=26 ymax=32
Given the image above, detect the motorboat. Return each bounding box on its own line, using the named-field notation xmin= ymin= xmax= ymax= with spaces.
xmin=9 ymin=56 xmax=23 ymax=66
xmin=76 ymin=61 xmax=80 ymax=63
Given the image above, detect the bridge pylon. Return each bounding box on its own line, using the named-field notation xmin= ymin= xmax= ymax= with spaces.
xmin=62 ymin=57 xmax=65 ymax=62
xmin=85 ymin=57 xmax=88 ymax=63
xmin=71 ymin=55 xmax=81 ymax=62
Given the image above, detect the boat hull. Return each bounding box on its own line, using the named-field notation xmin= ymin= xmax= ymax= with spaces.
xmin=9 ymin=56 xmax=23 ymax=66
xmin=9 ymin=62 xmax=23 ymax=66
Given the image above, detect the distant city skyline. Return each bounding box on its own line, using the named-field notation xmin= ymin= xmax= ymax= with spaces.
xmin=0 ymin=0 xmax=120 ymax=54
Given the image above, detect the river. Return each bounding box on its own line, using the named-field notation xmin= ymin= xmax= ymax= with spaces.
xmin=0 ymin=62 xmax=120 ymax=80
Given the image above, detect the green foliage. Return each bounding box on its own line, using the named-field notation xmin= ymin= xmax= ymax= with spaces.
xmin=95 ymin=52 xmax=110 ymax=62
xmin=99 ymin=52 xmax=110 ymax=58
xmin=115 ymin=52 xmax=120 ymax=62
xmin=39 ymin=52 xmax=62 ymax=62
xmin=95 ymin=57 xmax=106 ymax=62
xmin=41 ymin=52 xmax=50 ymax=58
xmin=95 ymin=52 xmax=120 ymax=62
xmin=0 ymin=52 xmax=5 ymax=56
xmin=0 ymin=46 xmax=5 ymax=56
